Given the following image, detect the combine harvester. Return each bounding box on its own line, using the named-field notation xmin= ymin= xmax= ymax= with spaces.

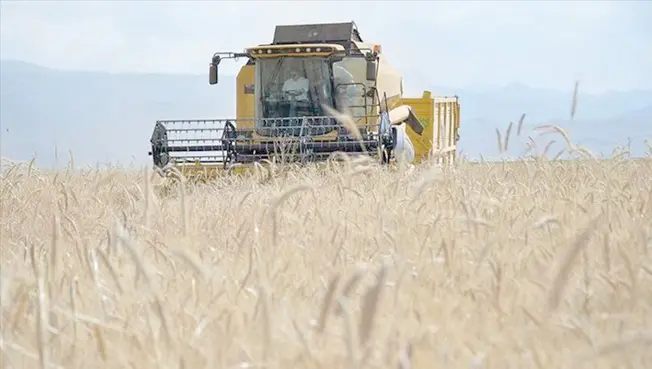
xmin=148 ymin=21 xmax=461 ymax=180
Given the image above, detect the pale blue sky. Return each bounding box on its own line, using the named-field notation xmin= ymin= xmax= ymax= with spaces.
xmin=1 ymin=0 xmax=651 ymax=94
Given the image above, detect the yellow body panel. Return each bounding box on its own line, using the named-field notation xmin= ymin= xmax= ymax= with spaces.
xmin=400 ymin=91 xmax=435 ymax=164
xmin=236 ymin=63 xmax=255 ymax=126
xmin=393 ymin=93 xmax=461 ymax=165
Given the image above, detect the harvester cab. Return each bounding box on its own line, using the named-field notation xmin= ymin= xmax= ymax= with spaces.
xmin=149 ymin=21 xmax=461 ymax=178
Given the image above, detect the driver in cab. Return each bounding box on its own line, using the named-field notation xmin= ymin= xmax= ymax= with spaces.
xmin=282 ymin=69 xmax=309 ymax=101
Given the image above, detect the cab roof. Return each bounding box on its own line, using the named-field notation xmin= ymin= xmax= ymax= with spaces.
xmin=271 ymin=22 xmax=364 ymax=54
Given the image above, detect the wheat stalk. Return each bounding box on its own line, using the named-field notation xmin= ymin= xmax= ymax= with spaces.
xmin=1 ymin=122 xmax=651 ymax=369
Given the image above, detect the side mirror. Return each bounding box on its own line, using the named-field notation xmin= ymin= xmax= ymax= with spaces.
xmin=366 ymin=59 xmax=377 ymax=81
xmin=209 ymin=63 xmax=218 ymax=85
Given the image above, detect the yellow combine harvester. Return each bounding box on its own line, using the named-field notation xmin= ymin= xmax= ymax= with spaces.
xmin=148 ymin=21 xmax=460 ymax=179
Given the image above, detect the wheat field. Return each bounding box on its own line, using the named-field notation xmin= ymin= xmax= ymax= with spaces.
xmin=1 ymin=144 xmax=652 ymax=369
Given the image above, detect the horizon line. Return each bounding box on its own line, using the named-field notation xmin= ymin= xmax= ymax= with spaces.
xmin=2 ymin=58 xmax=651 ymax=95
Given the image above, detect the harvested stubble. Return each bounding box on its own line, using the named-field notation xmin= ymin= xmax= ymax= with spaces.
xmin=1 ymin=155 xmax=652 ymax=369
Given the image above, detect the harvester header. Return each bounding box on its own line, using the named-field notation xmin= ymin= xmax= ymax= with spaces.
xmin=149 ymin=21 xmax=460 ymax=179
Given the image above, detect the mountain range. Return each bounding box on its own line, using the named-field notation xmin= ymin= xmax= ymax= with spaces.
xmin=1 ymin=59 xmax=650 ymax=169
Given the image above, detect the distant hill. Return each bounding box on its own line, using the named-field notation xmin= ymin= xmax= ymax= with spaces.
xmin=1 ymin=60 xmax=236 ymax=168
xmin=1 ymin=59 xmax=650 ymax=168
xmin=453 ymin=104 xmax=652 ymax=161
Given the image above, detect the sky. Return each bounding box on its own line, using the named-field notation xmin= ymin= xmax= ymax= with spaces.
xmin=1 ymin=0 xmax=652 ymax=94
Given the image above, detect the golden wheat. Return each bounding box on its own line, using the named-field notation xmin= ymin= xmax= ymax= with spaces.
xmin=1 ymin=149 xmax=651 ymax=369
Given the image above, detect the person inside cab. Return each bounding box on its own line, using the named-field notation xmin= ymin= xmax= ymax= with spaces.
xmin=282 ymin=69 xmax=309 ymax=102
xmin=282 ymin=68 xmax=310 ymax=120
